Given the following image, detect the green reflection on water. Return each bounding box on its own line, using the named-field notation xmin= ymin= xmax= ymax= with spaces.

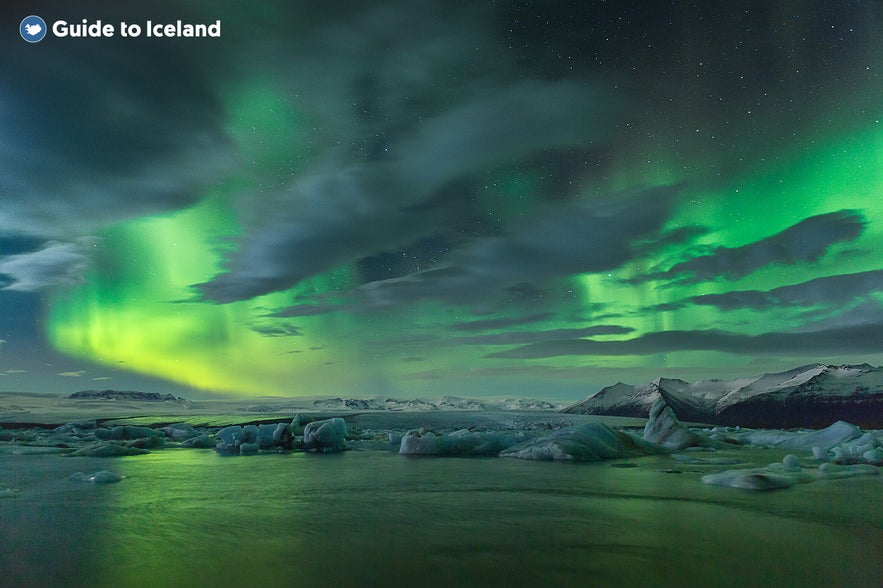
xmin=77 ymin=449 xmax=883 ymax=588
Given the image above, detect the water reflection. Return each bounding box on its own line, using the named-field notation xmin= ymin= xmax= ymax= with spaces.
xmin=2 ymin=448 xmax=881 ymax=587
xmin=92 ymin=449 xmax=883 ymax=587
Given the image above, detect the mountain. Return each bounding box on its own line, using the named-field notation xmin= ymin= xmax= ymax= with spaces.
xmin=562 ymin=364 xmax=883 ymax=428
xmin=68 ymin=390 xmax=186 ymax=402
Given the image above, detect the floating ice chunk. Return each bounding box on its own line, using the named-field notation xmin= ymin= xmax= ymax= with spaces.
xmin=217 ymin=425 xmax=243 ymax=444
xmin=256 ymin=424 xmax=279 ymax=449
xmin=303 ymin=418 xmax=347 ymax=453
xmin=862 ymin=448 xmax=883 ymax=464
xmin=818 ymin=462 xmax=879 ymax=479
xmin=701 ymin=469 xmax=796 ymax=491
xmin=501 ymin=421 xmax=658 ymax=462
xmin=54 ymin=420 xmax=97 ymax=434
xmin=239 ymin=442 xmax=260 ymax=455
xmin=241 ymin=425 xmax=260 ymax=444
xmin=782 ymin=454 xmax=801 ymax=470
xmin=642 ymin=398 xmax=701 ymax=450
xmin=162 ymin=423 xmax=199 ymax=441
xmin=398 ymin=429 xmax=524 ymax=456
xmin=776 ymin=421 xmax=862 ymax=451
xmin=399 ymin=430 xmax=446 ymax=455
xmin=69 ymin=470 xmax=124 ymax=484
xmin=181 ymin=434 xmax=217 ymax=449
xmin=291 ymin=414 xmax=312 ymax=436
xmin=69 ymin=441 xmax=149 ymax=457
xmin=272 ymin=423 xmax=291 ymax=445
xmin=0 ymin=485 xmax=17 ymax=498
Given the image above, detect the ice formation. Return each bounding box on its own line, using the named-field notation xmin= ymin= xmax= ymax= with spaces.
xmin=701 ymin=453 xmax=879 ymax=491
xmin=68 ymin=470 xmax=125 ymax=484
xmin=500 ymin=421 xmax=658 ymax=462
xmin=399 ymin=428 xmax=525 ymax=456
xmin=303 ymin=417 xmax=347 ymax=453
xmin=69 ymin=441 xmax=150 ymax=457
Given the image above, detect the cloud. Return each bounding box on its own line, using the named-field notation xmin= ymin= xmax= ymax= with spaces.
xmin=0 ymin=240 xmax=93 ymax=292
xmin=488 ymin=321 xmax=883 ymax=359
xmin=452 ymin=325 xmax=634 ymax=346
xmin=196 ymin=79 xmax=616 ymax=303
xmin=357 ymin=185 xmax=680 ymax=308
xmin=632 ymin=210 xmax=867 ymax=284
xmin=690 ymin=268 xmax=883 ymax=310
xmin=250 ymin=324 xmax=304 ymax=337
xmin=792 ymin=298 xmax=883 ymax=333
xmin=1 ymin=21 xmax=233 ymax=240
xmin=58 ymin=371 xmax=86 ymax=377
xmin=91 ymin=377 xmax=112 ymax=381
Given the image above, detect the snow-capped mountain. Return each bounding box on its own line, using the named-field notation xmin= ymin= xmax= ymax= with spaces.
xmin=562 ymin=364 xmax=883 ymax=428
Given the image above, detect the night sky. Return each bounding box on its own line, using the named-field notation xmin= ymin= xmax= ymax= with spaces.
xmin=2 ymin=1 xmax=883 ymax=399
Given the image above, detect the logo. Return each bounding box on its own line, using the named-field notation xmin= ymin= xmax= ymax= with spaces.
xmin=20 ymin=15 xmax=47 ymax=43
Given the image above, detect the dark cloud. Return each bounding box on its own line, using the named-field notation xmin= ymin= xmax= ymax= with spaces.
xmin=632 ymin=210 xmax=867 ymax=284
xmin=488 ymin=322 xmax=883 ymax=359
xmin=357 ymin=185 xmax=680 ymax=308
xmin=450 ymin=313 xmax=555 ymax=332
xmin=196 ymin=79 xmax=616 ymax=303
xmin=453 ymin=325 xmax=634 ymax=346
xmin=690 ymin=268 xmax=883 ymax=311
xmin=793 ymin=299 xmax=883 ymax=332
xmin=249 ymin=324 xmax=304 ymax=337
xmin=0 ymin=8 xmax=232 ymax=239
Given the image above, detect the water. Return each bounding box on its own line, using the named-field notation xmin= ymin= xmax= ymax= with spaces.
xmin=2 ymin=447 xmax=881 ymax=587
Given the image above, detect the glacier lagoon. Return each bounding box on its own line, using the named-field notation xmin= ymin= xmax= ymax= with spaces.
xmin=2 ymin=434 xmax=881 ymax=587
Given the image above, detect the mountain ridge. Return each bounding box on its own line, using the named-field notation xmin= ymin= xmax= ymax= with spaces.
xmin=562 ymin=364 xmax=883 ymax=428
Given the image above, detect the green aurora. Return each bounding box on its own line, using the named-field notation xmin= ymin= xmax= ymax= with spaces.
xmin=4 ymin=2 xmax=883 ymax=398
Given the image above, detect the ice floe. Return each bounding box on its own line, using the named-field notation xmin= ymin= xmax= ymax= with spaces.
xmin=500 ymin=421 xmax=658 ymax=462
xmin=701 ymin=453 xmax=879 ymax=491
xmin=399 ymin=428 xmax=525 ymax=456
xmin=68 ymin=470 xmax=125 ymax=484
xmin=303 ymin=418 xmax=347 ymax=453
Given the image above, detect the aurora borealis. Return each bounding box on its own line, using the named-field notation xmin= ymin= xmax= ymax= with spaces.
xmin=3 ymin=1 xmax=883 ymax=399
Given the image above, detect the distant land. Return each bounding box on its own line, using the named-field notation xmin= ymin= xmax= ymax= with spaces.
xmin=15 ymin=364 xmax=881 ymax=430
xmin=68 ymin=390 xmax=187 ymax=402
xmin=563 ymin=364 xmax=883 ymax=429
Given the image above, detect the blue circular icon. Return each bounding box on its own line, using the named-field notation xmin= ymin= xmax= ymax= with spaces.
xmin=20 ymin=15 xmax=47 ymax=43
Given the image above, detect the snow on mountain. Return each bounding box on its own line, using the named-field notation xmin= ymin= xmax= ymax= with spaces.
xmin=307 ymin=396 xmax=562 ymax=412
xmin=564 ymin=364 xmax=883 ymax=428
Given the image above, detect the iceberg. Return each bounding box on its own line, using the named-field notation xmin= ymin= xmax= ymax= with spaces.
xmin=702 ymin=454 xmax=878 ymax=491
xmin=68 ymin=470 xmax=125 ymax=484
xmin=162 ymin=423 xmax=199 ymax=441
xmin=501 ymin=421 xmax=658 ymax=462
xmin=303 ymin=418 xmax=347 ymax=453
xmin=399 ymin=428 xmax=525 ymax=456
xmin=642 ymin=397 xmax=721 ymax=450
xmin=69 ymin=441 xmax=150 ymax=457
